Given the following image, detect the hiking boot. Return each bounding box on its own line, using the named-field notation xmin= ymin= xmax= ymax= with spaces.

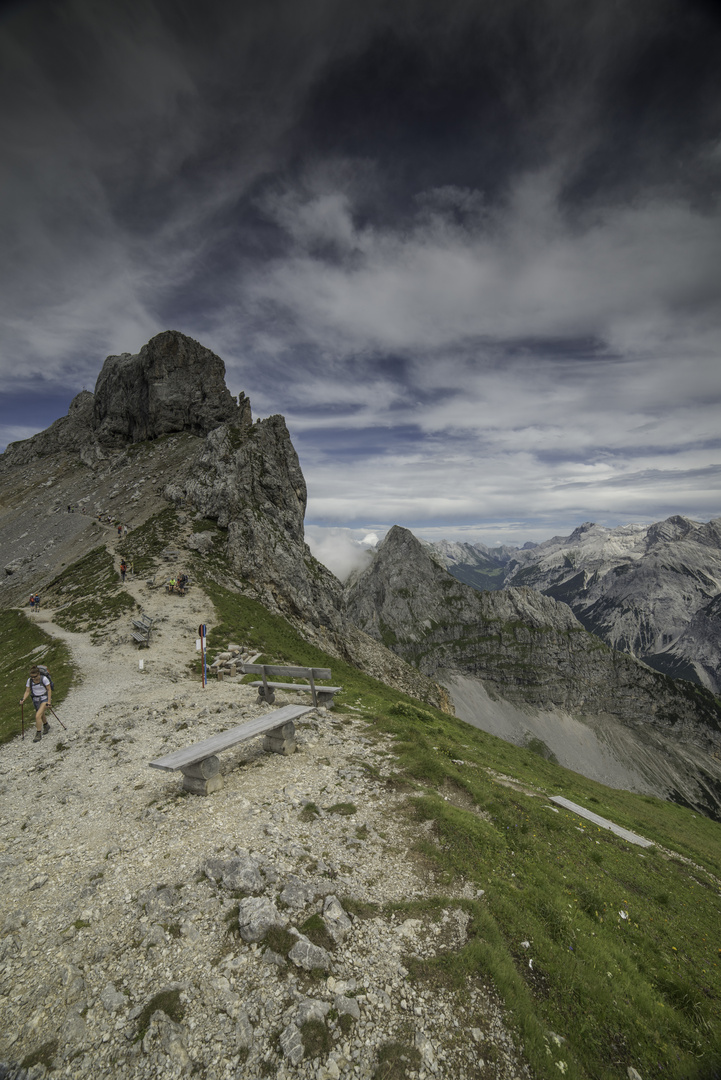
xmin=33 ymin=731 xmax=42 ymax=742
xmin=43 ymin=722 xmax=50 ymax=733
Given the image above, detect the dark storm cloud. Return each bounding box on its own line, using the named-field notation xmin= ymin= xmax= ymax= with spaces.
xmin=0 ymin=0 xmax=719 ymax=547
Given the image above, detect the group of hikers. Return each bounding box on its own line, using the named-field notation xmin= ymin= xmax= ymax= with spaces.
xmin=28 ymin=593 xmax=41 ymax=612
xmin=167 ymin=572 xmax=190 ymax=595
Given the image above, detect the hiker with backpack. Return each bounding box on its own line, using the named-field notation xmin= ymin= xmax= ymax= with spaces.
xmin=120 ymin=559 xmax=127 ymax=583
xmin=20 ymin=665 xmax=53 ymax=743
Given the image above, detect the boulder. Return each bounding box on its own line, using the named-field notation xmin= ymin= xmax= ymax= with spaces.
xmin=237 ymin=896 xmax=286 ymax=942
xmin=288 ymin=934 xmax=332 ymax=971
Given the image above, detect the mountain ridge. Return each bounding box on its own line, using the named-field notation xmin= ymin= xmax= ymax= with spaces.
xmin=427 ymin=515 xmax=721 ymax=694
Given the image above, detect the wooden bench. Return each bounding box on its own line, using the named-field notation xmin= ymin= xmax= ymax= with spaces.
xmin=148 ymin=703 xmax=314 ymax=795
xmin=131 ymin=614 xmax=155 ymax=647
xmin=239 ymin=663 xmax=341 ymax=708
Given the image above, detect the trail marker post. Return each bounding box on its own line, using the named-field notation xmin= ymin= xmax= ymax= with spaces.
xmin=199 ymin=624 xmax=207 ymax=688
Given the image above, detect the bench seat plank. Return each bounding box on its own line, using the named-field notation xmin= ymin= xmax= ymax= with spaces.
xmin=148 ymin=704 xmax=314 ymax=772
xmin=240 ymin=663 xmax=332 ymax=680
xmin=249 ymin=681 xmax=341 ymax=694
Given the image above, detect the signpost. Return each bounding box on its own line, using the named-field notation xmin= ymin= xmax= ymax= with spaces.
xmin=199 ymin=624 xmax=207 ymax=688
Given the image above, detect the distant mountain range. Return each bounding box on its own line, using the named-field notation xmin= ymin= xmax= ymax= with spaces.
xmin=426 ymin=516 xmax=721 ymax=695
xmin=348 ymin=526 xmax=721 ymax=819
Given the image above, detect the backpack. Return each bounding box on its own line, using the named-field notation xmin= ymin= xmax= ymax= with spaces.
xmin=36 ymin=664 xmax=55 ymax=690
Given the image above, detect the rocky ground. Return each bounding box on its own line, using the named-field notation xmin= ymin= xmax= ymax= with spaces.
xmin=0 ymin=571 xmax=530 ymax=1080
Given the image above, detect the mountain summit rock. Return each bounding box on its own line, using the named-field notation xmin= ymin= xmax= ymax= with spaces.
xmin=93 ymin=330 xmax=247 ymax=446
xmin=2 ymin=331 xmax=248 ymax=468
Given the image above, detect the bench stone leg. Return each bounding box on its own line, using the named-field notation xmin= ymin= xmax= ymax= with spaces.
xmin=316 ymin=691 xmax=335 ymax=709
xmin=182 ymin=773 xmax=224 ymax=795
xmin=256 ymin=687 xmax=276 ymax=706
xmin=180 ymin=755 xmax=223 ymax=796
xmin=263 ymin=720 xmax=296 ymax=756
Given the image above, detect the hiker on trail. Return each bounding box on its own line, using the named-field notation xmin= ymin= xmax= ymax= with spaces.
xmin=20 ymin=666 xmax=52 ymax=743
xmin=29 ymin=594 xmax=35 ymax=613
xmin=117 ymin=523 xmax=122 ymax=539
xmin=34 ymin=594 xmax=41 ymax=610
xmin=120 ymin=560 xmax=127 ymax=583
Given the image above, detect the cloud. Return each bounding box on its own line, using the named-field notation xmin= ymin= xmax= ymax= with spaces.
xmin=249 ymin=168 xmax=721 ymax=363
xmin=1 ymin=0 xmax=719 ymax=540
xmin=304 ymin=525 xmax=378 ymax=581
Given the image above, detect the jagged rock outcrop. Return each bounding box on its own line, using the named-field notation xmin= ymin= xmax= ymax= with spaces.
xmin=0 ymin=389 xmax=97 ymax=469
xmin=346 ymin=526 xmax=721 ymax=818
xmin=166 ymin=414 xmax=346 ymax=635
xmin=0 ymin=331 xmax=246 ymax=468
xmin=93 ymin=331 xmax=245 ymax=445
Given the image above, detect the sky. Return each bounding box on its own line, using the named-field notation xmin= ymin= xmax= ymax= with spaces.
xmin=1 ymin=0 xmax=720 ymax=576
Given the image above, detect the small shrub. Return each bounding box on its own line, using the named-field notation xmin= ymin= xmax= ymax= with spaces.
xmin=301 ymin=1018 xmax=332 ymax=1057
xmin=263 ymin=925 xmax=297 ymax=956
xmin=390 ymin=702 xmax=437 ymax=724
xmin=299 ymin=913 xmax=335 ymax=952
xmin=373 ymin=1040 xmax=422 ymax=1080
xmin=300 ymin=802 xmax=320 ymax=821
xmin=327 ymin=802 xmax=357 ymax=816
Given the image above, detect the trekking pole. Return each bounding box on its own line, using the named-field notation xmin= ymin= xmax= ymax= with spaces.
xmin=20 ymin=702 xmax=24 ymax=741
xmin=47 ymin=705 xmax=67 ymax=731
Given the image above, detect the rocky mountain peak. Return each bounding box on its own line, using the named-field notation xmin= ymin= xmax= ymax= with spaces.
xmin=93 ymin=330 xmax=244 ymax=446
xmin=645 ymin=515 xmax=698 ymax=548
xmin=1 ymin=331 xmax=249 ymax=468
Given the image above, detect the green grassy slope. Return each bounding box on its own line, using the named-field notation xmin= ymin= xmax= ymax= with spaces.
xmin=206 ymin=580 xmax=721 ymax=1080
xmin=0 ymin=609 xmax=75 ymax=743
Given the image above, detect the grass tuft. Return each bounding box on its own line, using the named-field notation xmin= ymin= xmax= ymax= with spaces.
xmin=373 ymin=1040 xmax=422 ymax=1080
xmin=134 ymin=989 xmax=184 ymax=1041
xmin=299 ymin=913 xmax=336 ymax=952
xmin=21 ymin=1040 xmax=58 ymax=1071
xmin=300 ymin=1018 xmax=331 ymax=1057
xmin=327 ymin=802 xmax=357 ymax=816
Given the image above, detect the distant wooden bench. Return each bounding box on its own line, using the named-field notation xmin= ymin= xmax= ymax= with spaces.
xmin=239 ymin=663 xmax=341 ymax=708
xmin=131 ymin=614 xmax=155 ymax=647
xmin=148 ymin=704 xmax=314 ymax=795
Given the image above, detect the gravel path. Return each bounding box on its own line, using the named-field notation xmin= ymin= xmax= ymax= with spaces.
xmin=0 ymin=579 xmax=530 ymax=1080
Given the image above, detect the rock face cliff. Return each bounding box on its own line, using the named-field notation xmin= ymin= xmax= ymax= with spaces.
xmin=346 ymin=526 xmax=721 ymax=818
xmin=165 ymin=412 xmax=345 ymax=637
